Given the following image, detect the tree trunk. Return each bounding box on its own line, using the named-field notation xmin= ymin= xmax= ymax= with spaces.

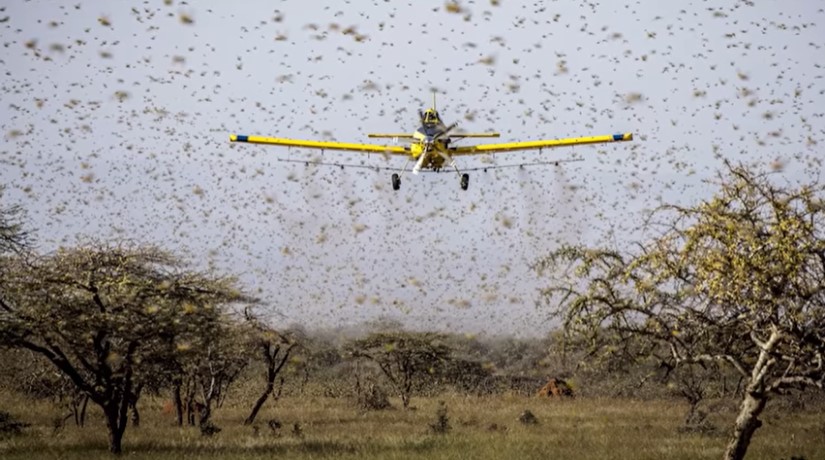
xmin=130 ymin=384 xmax=143 ymax=427
xmin=130 ymin=401 xmax=140 ymax=427
xmin=79 ymin=395 xmax=89 ymax=427
xmin=186 ymin=400 xmax=194 ymax=426
xmin=71 ymin=399 xmax=80 ymax=426
xmin=401 ymin=376 xmax=413 ymax=409
xmin=301 ymin=367 xmax=309 ymax=395
xmin=104 ymin=403 xmax=127 ymax=455
xmin=724 ymin=391 xmax=767 ymax=460
xmin=244 ymin=342 xmax=293 ymax=425
xmin=185 ymin=388 xmax=197 ymax=426
xmin=172 ymin=384 xmax=183 ymax=427
xmin=245 ymin=381 xmax=274 ymax=425
xmin=198 ymin=401 xmax=212 ymax=428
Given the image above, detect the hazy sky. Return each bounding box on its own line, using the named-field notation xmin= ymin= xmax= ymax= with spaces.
xmin=1 ymin=1 xmax=823 ymax=336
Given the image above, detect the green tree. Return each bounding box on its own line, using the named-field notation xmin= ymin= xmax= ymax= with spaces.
xmin=347 ymin=331 xmax=451 ymax=408
xmin=0 ymin=243 xmax=251 ymax=454
xmin=536 ymin=164 xmax=825 ymax=460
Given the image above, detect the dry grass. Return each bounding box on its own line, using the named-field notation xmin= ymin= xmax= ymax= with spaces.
xmin=0 ymin=392 xmax=822 ymax=459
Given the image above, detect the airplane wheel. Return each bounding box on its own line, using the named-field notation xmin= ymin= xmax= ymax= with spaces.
xmin=460 ymin=173 xmax=469 ymax=191
xmin=391 ymin=173 xmax=401 ymax=191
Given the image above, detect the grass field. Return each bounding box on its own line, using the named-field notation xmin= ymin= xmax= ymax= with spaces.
xmin=1 ymin=393 xmax=823 ymax=459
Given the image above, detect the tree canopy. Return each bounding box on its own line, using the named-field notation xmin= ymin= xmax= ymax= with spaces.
xmin=347 ymin=331 xmax=451 ymax=408
xmin=536 ymin=164 xmax=825 ymax=460
xmin=0 ymin=243 xmax=253 ymax=453
xmin=0 ymin=187 xmax=29 ymax=255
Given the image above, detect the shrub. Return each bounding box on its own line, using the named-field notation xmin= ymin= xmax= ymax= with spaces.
xmin=518 ymin=409 xmax=539 ymax=425
xmin=357 ymin=382 xmax=391 ymax=411
xmin=430 ymin=401 xmax=450 ymax=434
xmin=0 ymin=410 xmax=30 ymax=437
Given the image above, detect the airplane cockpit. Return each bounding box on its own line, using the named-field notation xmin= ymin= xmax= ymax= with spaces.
xmin=423 ymin=109 xmax=440 ymax=124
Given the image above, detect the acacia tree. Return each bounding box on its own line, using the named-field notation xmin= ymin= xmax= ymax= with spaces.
xmin=0 ymin=243 xmax=251 ymax=454
xmin=0 ymin=350 xmax=92 ymax=427
xmin=188 ymin=318 xmax=254 ymax=432
xmin=244 ymin=311 xmax=295 ymax=425
xmin=138 ymin=312 xmax=253 ymax=432
xmin=347 ymin=332 xmax=451 ymax=408
xmin=0 ymin=187 xmax=29 ymax=255
xmin=536 ymin=164 xmax=825 ymax=460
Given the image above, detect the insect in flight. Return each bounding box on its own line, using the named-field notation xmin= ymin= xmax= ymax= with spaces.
xmin=230 ymin=93 xmax=632 ymax=191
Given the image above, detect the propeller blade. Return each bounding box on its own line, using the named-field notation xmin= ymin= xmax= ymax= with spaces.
xmin=436 ymin=149 xmax=456 ymax=168
xmin=435 ymin=122 xmax=459 ymax=140
xmin=412 ymin=140 xmax=434 ymax=175
xmin=412 ymin=148 xmax=428 ymax=175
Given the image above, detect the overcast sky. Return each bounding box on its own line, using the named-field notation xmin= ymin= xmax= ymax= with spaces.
xmin=1 ymin=0 xmax=823 ymax=336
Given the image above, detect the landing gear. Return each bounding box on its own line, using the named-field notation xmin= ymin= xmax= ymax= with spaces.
xmin=460 ymin=173 xmax=469 ymax=191
xmin=391 ymin=173 xmax=401 ymax=191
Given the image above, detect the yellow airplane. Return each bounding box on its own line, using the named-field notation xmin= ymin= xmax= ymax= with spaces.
xmin=229 ymin=94 xmax=632 ymax=191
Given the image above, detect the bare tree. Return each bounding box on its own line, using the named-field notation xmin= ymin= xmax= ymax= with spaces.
xmin=536 ymin=164 xmax=825 ymax=460
xmin=244 ymin=311 xmax=295 ymax=425
xmin=0 ymin=243 xmax=251 ymax=454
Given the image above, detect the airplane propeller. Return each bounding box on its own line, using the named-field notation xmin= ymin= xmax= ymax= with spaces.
xmin=412 ymin=122 xmax=459 ymax=174
xmin=413 ymin=139 xmax=433 ymax=174
xmin=433 ymin=122 xmax=459 ymax=168
xmin=437 ymin=122 xmax=459 ymax=139
xmin=435 ymin=149 xmax=456 ymax=169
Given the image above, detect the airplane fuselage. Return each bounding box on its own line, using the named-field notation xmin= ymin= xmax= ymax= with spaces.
xmin=408 ymin=110 xmax=454 ymax=172
xmin=409 ymin=137 xmax=450 ymax=171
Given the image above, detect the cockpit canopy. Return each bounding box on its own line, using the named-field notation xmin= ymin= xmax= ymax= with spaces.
xmin=423 ymin=109 xmax=439 ymax=124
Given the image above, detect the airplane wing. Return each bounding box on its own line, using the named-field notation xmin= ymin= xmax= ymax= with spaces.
xmin=450 ymin=133 xmax=632 ymax=155
xmin=274 ymin=157 xmax=583 ymax=172
xmin=448 ymin=133 xmax=500 ymax=139
xmin=230 ymin=134 xmax=409 ymax=155
xmin=367 ymin=133 xmax=416 ymax=139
